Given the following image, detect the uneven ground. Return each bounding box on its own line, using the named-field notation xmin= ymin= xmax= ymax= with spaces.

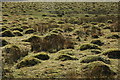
xmin=0 ymin=2 xmax=120 ymax=79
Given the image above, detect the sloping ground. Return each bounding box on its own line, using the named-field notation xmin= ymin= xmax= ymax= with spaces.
xmin=1 ymin=2 xmax=120 ymax=79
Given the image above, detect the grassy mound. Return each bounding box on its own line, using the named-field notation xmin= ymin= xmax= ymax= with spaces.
xmin=81 ymin=61 xmax=116 ymax=78
xmin=79 ymin=43 xmax=101 ymax=51
xmin=57 ymin=49 xmax=79 ymax=56
xmin=102 ymin=49 xmax=120 ymax=59
xmin=50 ymin=28 xmax=63 ymax=33
xmin=24 ymin=28 xmax=35 ymax=34
xmin=33 ymin=52 xmax=50 ymax=60
xmin=56 ymin=54 xmax=78 ymax=61
xmin=0 ymin=27 xmax=7 ymax=32
xmin=91 ymin=49 xmax=101 ymax=54
xmin=91 ymin=39 xmax=104 ymax=46
xmin=2 ymin=30 xmax=15 ymax=37
xmin=64 ymin=27 xmax=74 ymax=32
xmin=3 ymin=44 xmax=28 ymax=63
xmin=10 ymin=27 xmax=23 ymax=32
xmin=80 ymin=55 xmax=110 ymax=64
xmin=16 ymin=57 xmax=41 ymax=69
xmin=106 ymin=34 xmax=120 ymax=39
xmin=0 ymin=39 xmax=9 ymax=47
xmin=13 ymin=30 xmax=23 ymax=36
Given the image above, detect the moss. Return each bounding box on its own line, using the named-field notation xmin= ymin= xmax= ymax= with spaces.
xmin=24 ymin=28 xmax=35 ymax=34
xmin=33 ymin=52 xmax=50 ymax=60
xmin=64 ymin=27 xmax=74 ymax=32
xmin=81 ymin=61 xmax=116 ymax=78
xmin=2 ymin=30 xmax=15 ymax=37
xmin=0 ymin=27 xmax=7 ymax=32
xmin=91 ymin=39 xmax=104 ymax=46
xmin=102 ymin=49 xmax=120 ymax=59
xmin=50 ymin=28 xmax=63 ymax=33
xmin=92 ymin=34 xmax=99 ymax=38
xmin=57 ymin=49 xmax=78 ymax=56
xmin=56 ymin=54 xmax=78 ymax=61
xmin=91 ymin=49 xmax=101 ymax=54
xmin=21 ymin=25 xmax=29 ymax=29
xmin=10 ymin=27 xmax=23 ymax=32
xmin=80 ymin=55 xmax=110 ymax=64
xmin=107 ymin=20 xmax=113 ymax=23
xmin=13 ymin=30 xmax=23 ymax=36
xmin=106 ymin=34 xmax=120 ymax=39
xmin=79 ymin=43 xmax=101 ymax=51
xmin=0 ymin=39 xmax=9 ymax=47
xmin=16 ymin=57 xmax=41 ymax=69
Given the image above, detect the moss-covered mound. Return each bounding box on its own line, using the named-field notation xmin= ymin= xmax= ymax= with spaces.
xmin=50 ymin=28 xmax=63 ymax=33
xmin=56 ymin=54 xmax=78 ymax=61
xmin=10 ymin=27 xmax=23 ymax=32
xmin=106 ymin=34 xmax=120 ymax=39
xmin=102 ymin=49 xmax=120 ymax=59
xmin=57 ymin=49 xmax=79 ymax=56
xmin=79 ymin=43 xmax=101 ymax=51
xmin=3 ymin=44 xmax=28 ymax=63
xmin=33 ymin=52 xmax=50 ymax=60
xmin=0 ymin=27 xmax=7 ymax=32
xmin=91 ymin=39 xmax=104 ymax=46
xmin=81 ymin=61 xmax=116 ymax=78
xmin=13 ymin=30 xmax=23 ymax=36
xmin=16 ymin=57 xmax=41 ymax=69
xmin=2 ymin=30 xmax=15 ymax=37
xmin=80 ymin=55 xmax=110 ymax=64
xmin=64 ymin=27 xmax=74 ymax=32
xmin=24 ymin=28 xmax=35 ymax=34
xmin=91 ymin=49 xmax=101 ymax=54
xmin=0 ymin=39 xmax=9 ymax=47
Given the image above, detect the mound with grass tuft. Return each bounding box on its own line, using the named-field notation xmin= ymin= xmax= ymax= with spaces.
xmin=24 ymin=28 xmax=35 ymax=34
xmin=91 ymin=39 xmax=104 ymax=46
xmin=0 ymin=39 xmax=9 ymax=47
xmin=1 ymin=30 xmax=15 ymax=37
xmin=80 ymin=55 xmax=110 ymax=64
xmin=102 ymin=49 xmax=120 ymax=59
xmin=56 ymin=54 xmax=78 ymax=61
xmin=79 ymin=43 xmax=101 ymax=51
xmin=81 ymin=61 xmax=116 ymax=78
xmin=13 ymin=30 xmax=23 ymax=36
xmin=16 ymin=57 xmax=41 ymax=69
xmin=33 ymin=52 xmax=50 ymax=60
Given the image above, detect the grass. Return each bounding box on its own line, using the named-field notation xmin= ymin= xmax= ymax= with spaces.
xmin=1 ymin=2 xmax=119 ymax=79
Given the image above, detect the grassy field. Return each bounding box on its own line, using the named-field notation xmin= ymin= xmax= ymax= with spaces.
xmin=1 ymin=2 xmax=120 ymax=79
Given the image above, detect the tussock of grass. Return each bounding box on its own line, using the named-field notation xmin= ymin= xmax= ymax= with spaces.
xmin=80 ymin=55 xmax=110 ymax=64
xmin=102 ymin=49 xmax=120 ymax=59
xmin=79 ymin=43 xmax=101 ymax=51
